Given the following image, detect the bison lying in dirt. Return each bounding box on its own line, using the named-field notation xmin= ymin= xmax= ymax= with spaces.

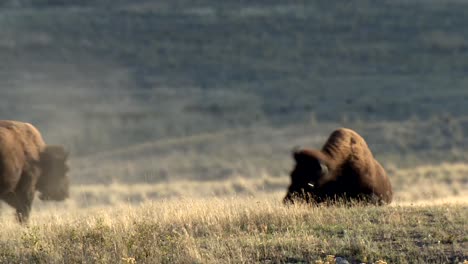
xmin=284 ymin=128 xmax=392 ymax=205
xmin=0 ymin=120 xmax=70 ymax=223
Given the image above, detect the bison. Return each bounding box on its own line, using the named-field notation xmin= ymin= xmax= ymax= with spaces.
xmin=284 ymin=128 xmax=392 ymax=205
xmin=0 ymin=120 xmax=70 ymax=223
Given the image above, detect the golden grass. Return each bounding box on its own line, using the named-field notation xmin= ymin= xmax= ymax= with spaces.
xmin=19 ymin=160 xmax=466 ymax=211
xmin=0 ymin=162 xmax=466 ymax=263
xmin=0 ymin=195 xmax=466 ymax=263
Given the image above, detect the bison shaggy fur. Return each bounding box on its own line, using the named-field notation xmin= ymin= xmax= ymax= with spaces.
xmin=0 ymin=120 xmax=70 ymax=223
xmin=284 ymin=128 xmax=392 ymax=205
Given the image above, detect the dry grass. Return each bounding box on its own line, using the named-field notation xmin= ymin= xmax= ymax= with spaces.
xmin=19 ymin=161 xmax=466 ymax=210
xmin=0 ymin=162 xmax=466 ymax=263
xmin=0 ymin=196 xmax=466 ymax=264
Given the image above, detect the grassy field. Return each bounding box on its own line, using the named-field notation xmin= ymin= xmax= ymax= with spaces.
xmin=22 ymin=160 xmax=468 ymax=209
xmin=0 ymin=196 xmax=466 ymax=264
xmin=0 ymin=161 xmax=466 ymax=263
xmin=1 ymin=1 xmax=468 ymax=263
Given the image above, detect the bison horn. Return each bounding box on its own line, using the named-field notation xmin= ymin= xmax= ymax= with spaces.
xmin=315 ymin=161 xmax=331 ymax=188
xmin=319 ymin=161 xmax=329 ymax=176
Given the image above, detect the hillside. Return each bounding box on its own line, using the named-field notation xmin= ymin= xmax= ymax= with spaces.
xmin=1 ymin=1 xmax=468 ymax=184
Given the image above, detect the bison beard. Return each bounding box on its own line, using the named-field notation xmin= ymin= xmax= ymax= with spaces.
xmin=284 ymin=128 xmax=392 ymax=205
xmin=0 ymin=120 xmax=70 ymax=223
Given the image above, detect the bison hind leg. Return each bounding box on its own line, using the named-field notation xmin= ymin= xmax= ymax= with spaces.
xmin=3 ymin=192 xmax=33 ymax=224
xmin=3 ymin=171 xmax=36 ymax=223
xmin=16 ymin=208 xmax=31 ymax=224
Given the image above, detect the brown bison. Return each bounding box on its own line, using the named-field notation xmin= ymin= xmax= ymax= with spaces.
xmin=0 ymin=120 xmax=70 ymax=223
xmin=284 ymin=128 xmax=392 ymax=205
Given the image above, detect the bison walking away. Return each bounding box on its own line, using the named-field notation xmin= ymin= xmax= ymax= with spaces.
xmin=0 ymin=120 xmax=70 ymax=223
xmin=284 ymin=128 xmax=392 ymax=205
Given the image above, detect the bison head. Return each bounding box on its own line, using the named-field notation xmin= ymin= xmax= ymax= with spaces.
xmin=37 ymin=145 xmax=70 ymax=201
xmin=283 ymin=148 xmax=329 ymax=204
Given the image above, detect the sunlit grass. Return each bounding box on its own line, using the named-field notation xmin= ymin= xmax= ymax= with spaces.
xmin=0 ymin=161 xmax=465 ymax=263
xmin=0 ymin=160 xmax=462 ymax=263
xmin=0 ymin=196 xmax=466 ymax=263
xmin=18 ymin=160 xmax=466 ymax=211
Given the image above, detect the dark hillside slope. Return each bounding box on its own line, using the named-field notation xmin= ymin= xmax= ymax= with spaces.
xmin=1 ymin=1 xmax=468 ymax=168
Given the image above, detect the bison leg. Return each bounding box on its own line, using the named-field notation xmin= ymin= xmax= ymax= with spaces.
xmin=4 ymin=170 xmax=37 ymax=224
xmin=15 ymin=192 xmax=34 ymax=223
xmin=3 ymin=191 xmax=34 ymax=224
